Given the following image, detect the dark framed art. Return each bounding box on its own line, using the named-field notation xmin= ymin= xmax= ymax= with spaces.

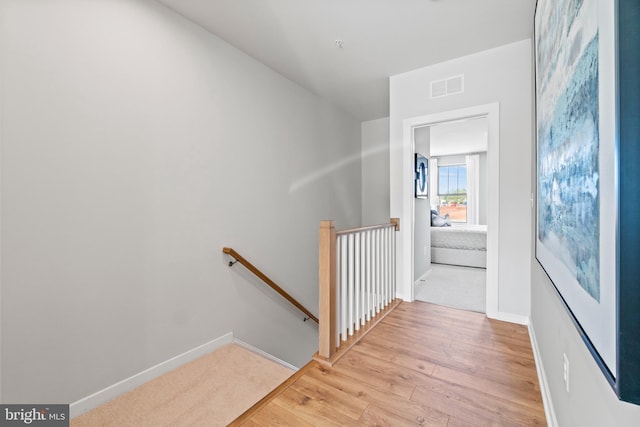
xmin=414 ymin=153 xmax=428 ymax=199
xmin=535 ymin=0 xmax=640 ymax=404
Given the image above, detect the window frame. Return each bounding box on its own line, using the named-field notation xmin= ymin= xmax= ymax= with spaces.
xmin=437 ymin=163 xmax=468 ymax=223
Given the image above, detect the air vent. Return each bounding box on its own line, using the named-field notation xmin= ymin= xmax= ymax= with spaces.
xmin=430 ymin=75 xmax=464 ymax=98
xmin=430 ymin=80 xmax=447 ymax=98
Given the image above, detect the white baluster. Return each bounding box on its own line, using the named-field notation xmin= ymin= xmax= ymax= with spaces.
xmin=371 ymin=229 xmax=376 ymax=316
xmin=335 ymin=235 xmax=341 ymax=349
xmin=386 ymin=226 xmax=391 ymax=306
xmin=348 ymin=233 xmax=355 ymax=336
xmin=354 ymin=232 xmax=361 ymax=331
xmin=360 ymin=231 xmax=366 ymax=326
xmin=382 ymin=227 xmax=387 ymax=307
xmin=366 ymin=230 xmax=373 ymax=322
xmin=340 ymin=235 xmax=348 ymax=342
xmin=378 ymin=228 xmax=383 ymax=308
xmin=392 ymin=226 xmax=396 ymax=298
xmin=379 ymin=228 xmax=384 ymax=311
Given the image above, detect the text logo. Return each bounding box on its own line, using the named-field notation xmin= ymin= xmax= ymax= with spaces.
xmin=0 ymin=405 xmax=68 ymax=427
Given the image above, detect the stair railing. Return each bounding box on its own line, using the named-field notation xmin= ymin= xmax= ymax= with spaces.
xmin=316 ymin=218 xmax=400 ymax=363
xmin=223 ymin=247 xmax=318 ymax=323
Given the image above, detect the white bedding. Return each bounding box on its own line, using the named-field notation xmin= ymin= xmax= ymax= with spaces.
xmin=430 ymin=224 xmax=487 ymax=251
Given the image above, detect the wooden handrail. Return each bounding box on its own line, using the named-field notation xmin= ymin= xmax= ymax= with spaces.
xmin=335 ymin=220 xmax=398 ymax=236
xmin=223 ymin=247 xmax=319 ymax=323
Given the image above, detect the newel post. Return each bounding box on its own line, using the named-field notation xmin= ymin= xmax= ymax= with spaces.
xmin=318 ymin=220 xmax=337 ymax=359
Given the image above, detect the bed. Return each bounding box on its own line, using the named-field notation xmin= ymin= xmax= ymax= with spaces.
xmin=430 ymin=224 xmax=487 ymax=268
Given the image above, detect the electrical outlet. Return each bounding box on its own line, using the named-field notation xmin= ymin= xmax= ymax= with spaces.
xmin=563 ymin=353 xmax=570 ymax=393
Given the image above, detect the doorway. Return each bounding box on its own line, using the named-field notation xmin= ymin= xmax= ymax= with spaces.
xmin=413 ymin=117 xmax=488 ymax=313
xmin=401 ymin=103 xmax=500 ymax=318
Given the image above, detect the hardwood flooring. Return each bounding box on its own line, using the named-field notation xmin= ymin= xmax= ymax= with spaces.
xmin=232 ymin=301 xmax=546 ymax=426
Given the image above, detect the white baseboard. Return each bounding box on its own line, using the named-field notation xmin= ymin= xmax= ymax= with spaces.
xmin=69 ymin=332 xmax=234 ymax=419
xmin=492 ymin=311 xmax=529 ymax=325
xmin=415 ymin=268 xmax=433 ymax=283
xmin=233 ymin=339 xmax=298 ymax=371
xmin=528 ymin=323 xmax=559 ymax=427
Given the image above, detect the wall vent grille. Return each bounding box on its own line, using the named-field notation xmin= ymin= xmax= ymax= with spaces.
xmin=430 ymin=75 xmax=464 ymax=98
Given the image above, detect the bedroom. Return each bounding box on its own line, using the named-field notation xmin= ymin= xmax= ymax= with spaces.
xmin=414 ymin=116 xmax=489 ymax=313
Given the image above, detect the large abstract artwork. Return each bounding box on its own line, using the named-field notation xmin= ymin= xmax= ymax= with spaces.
xmin=536 ymin=0 xmax=640 ymax=404
xmin=535 ymin=0 xmax=617 ymax=379
xmin=536 ymin=0 xmax=600 ymax=301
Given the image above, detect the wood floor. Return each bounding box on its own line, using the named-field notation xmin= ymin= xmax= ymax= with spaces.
xmin=232 ymin=301 xmax=547 ymax=426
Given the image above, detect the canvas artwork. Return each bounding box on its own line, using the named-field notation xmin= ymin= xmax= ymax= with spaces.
xmin=415 ymin=153 xmax=428 ymax=199
xmin=536 ymin=0 xmax=600 ymax=301
xmin=536 ymin=0 xmax=618 ymax=381
xmin=536 ymin=0 xmax=640 ymax=405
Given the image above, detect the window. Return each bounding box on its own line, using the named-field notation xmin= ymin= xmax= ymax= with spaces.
xmin=438 ymin=164 xmax=467 ymax=222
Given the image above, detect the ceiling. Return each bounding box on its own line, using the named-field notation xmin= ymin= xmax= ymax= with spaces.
xmin=157 ymin=0 xmax=536 ymax=121
xmin=429 ymin=116 xmax=488 ymax=157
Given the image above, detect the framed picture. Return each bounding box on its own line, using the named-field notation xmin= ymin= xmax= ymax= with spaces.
xmin=535 ymin=0 xmax=640 ymax=404
xmin=414 ymin=153 xmax=428 ymax=199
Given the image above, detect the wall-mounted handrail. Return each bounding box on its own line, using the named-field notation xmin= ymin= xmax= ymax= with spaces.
xmin=223 ymin=247 xmax=319 ymax=323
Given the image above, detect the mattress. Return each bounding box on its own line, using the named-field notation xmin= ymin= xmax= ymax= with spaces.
xmin=430 ymin=224 xmax=487 ymax=251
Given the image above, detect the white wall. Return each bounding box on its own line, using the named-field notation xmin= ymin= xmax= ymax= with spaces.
xmin=0 ymin=0 xmax=361 ymax=404
xmin=390 ymin=40 xmax=532 ymax=318
xmin=479 ymin=152 xmax=488 ymax=225
xmin=361 ymin=118 xmax=390 ymax=225
xmin=413 ymin=127 xmax=430 ymax=280
xmin=531 ymin=265 xmax=640 ymax=426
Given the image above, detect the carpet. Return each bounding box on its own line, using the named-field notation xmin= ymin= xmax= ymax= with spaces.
xmin=70 ymin=344 xmax=294 ymax=427
xmin=414 ymin=263 xmax=486 ymax=313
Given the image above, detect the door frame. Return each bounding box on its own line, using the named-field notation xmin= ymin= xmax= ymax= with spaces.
xmin=401 ymin=102 xmax=500 ymax=317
